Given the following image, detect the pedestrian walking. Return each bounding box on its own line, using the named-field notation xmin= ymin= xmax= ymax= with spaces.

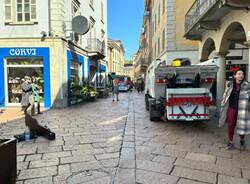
xmin=21 ymin=76 xmax=33 ymax=114
xmin=31 ymin=77 xmax=42 ymax=115
xmin=112 ymin=78 xmax=119 ymax=102
xmin=219 ymin=69 xmax=250 ymax=150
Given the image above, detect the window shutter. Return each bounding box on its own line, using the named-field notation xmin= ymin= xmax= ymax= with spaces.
xmin=4 ymin=0 xmax=12 ymax=22
xmin=30 ymin=0 xmax=36 ymax=20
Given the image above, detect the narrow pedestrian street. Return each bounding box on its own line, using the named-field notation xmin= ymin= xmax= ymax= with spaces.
xmin=1 ymin=92 xmax=250 ymax=184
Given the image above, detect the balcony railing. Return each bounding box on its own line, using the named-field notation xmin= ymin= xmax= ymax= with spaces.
xmin=87 ymin=38 xmax=105 ymax=56
xmin=185 ymin=0 xmax=219 ymax=33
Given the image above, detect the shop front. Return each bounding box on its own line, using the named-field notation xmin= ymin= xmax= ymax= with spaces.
xmin=0 ymin=48 xmax=51 ymax=108
xmin=67 ymin=50 xmax=84 ymax=106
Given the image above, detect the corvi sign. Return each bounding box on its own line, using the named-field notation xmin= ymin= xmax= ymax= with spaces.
xmin=9 ymin=48 xmax=36 ymax=56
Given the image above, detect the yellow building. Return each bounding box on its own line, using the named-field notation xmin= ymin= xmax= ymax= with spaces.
xmin=107 ymin=39 xmax=125 ymax=75
xmin=151 ymin=0 xmax=198 ymax=64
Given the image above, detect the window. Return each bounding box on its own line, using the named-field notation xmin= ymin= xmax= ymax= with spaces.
xmin=162 ymin=0 xmax=165 ymax=14
xmin=158 ymin=4 xmax=160 ymax=24
xmin=89 ymin=0 xmax=94 ymax=10
xmin=162 ymin=29 xmax=165 ymax=51
xmin=5 ymin=0 xmax=37 ymax=23
xmin=158 ymin=37 xmax=160 ymax=55
xmin=71 ymin=0 xmax=80 ymax=17
xmin=101 ymin=2 xmax=104 ymax=22
xmin=154 ymin=14 xmax=156 ymax=32
xmin=17 ymin=0 xmax=36 ymax=22
xmin=5 ymin=0 xmax=12 ymax=21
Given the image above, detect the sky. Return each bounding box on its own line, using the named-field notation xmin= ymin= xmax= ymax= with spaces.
xmin=107 ymin=0 xmax=144 ymax=60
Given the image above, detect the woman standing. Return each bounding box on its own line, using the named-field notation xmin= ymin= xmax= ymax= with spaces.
xmin=219 ymin=69 xmax=250 ymax=150
xmin=112 ymin=78 xmax=119 ymax=102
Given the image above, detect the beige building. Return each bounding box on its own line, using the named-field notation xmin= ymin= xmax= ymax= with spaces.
xmin=185 ymin=0 xmax=250 ymax=105
xmin=134 ymin=0 xmax=200 ymax=83
xmin=151 ymin=0 xmax=198 ymax=64
xmin=107 ymin=39 xmax=125 ymax=75
xmin=124 ymin=60 xmax=134 ymax=80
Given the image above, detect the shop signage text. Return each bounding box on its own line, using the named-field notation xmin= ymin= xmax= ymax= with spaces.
xmin=9 ymin=49 xmax=36 ymax=56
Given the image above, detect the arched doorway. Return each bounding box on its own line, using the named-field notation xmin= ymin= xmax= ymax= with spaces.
xmin=201 ymin=38 xmax=216 ymax=61
xmin=219 ymin=22 xmax=248 ymax=80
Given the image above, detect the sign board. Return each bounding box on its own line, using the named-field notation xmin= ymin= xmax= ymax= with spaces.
xmin=72 ymin=16 xmax=89 ymax=35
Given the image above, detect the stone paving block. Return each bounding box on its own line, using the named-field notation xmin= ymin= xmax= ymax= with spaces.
xmin=17 ymin=162 xmax=29 ymax=170
xmin=153 ymin=148 xmax=187 ymax=158
xmin=29 ymin=158 xmax=59 ymax=168
xmin=185 ymin=152 xmax=216 ymax=163
xmin=18 ymin=166 xmax=57 ymax=180
xmin=42 ymin=151 xmax=71 ymax=160
xmin=60 ymin=155 xmax=95 ymax=164
xmin=104 ymin=146 xmax=121 ymax=153
xmin=24 ymin=177 xmax=53 ymax=184
xmin=62 ymin=144 xmax=92 ymax=151
xmin=99 ymin=158 xmax=119 ymax=168
xmin=209 ymin=148 xmax=232 ymax=159
xmin=119 ymin=148 xmax=135 ymax=169
xmin=17 ymin=147 xmax=37 ymax=155
xmin=17 ymin=155 xmax=25 ymax=162
xmin=174 ymin=158 xmax=241 ymax=178
xmin=122 ymin=141 xmax=135 ymax=148
xmin=116 ymin=168 xmax=135 ymax=184
xmin=83 ymin=176 xmax=112 ymax=184
xmin=95 ymin=152 xmax=120 ymax=160
xmin=142 ymin=142 xmax=166 ymax=149
xmin=136 ymin=152 xmax=154 ymax=161
xmin=123 ymin=135 xmax=135 ymax=142
xmin=72 ymin=148 xmax=106 ymax=156
xmin=136 ymin=160 xmax=173 ymax=174
xmin=136 ymin=169 xmax=179 ymax=184
xmin=216 ymin=157 xmax=250 ymax=169
xmin=152 ymin=155 xmax=176 ymax=164
xmin=171 ymin=166 xmax=217 ymax=184
xmin=71 ymin=160 xmax=102 ymax=172
xmin=66 ymin=170 xmax=109 ymax=183
xmin=16 ymin=181 xmax=24 ymax=184
xmin=37 ymin=146 xmax=62 ymax=153
xmin=177 ymin=178 xmax=207 ymax=184
xmin=165 ymin=144 xmax=198 ymax=152
xmin=218 ymin=175 xmax=249 ymax=184
xmin=58 ymin=164 xmax=71 ymax=175
xmin=25 ymin=154 xmax=42 ymax=161
xmin=242 ymin=168 xmax=250 ymax=180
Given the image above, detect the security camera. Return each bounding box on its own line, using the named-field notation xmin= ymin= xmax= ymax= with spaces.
xmin=40 ymin=31 xmax=47 ymax=37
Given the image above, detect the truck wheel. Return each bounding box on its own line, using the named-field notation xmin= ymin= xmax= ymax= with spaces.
xmin=149 ymin=103 xmax=161 ymax=121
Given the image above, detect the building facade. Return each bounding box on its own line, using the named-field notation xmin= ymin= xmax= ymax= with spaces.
xmin=107 ymin=39 xmax=125 ymax=75
xmin=0 ymin=0 xmax=107 ymax=109
xmin=185 ymin=0 xmax=250 ymax=105
xmin=151 ymin=0 xmax=198 ymax=64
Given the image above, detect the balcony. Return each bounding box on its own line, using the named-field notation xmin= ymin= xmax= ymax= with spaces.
xmin=184 ymin=0 xmax=250 ymax=40
xmin=86 ymin=38 xmax=105 ymax=59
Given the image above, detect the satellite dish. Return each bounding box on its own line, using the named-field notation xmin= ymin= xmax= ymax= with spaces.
xmin=72 ymin=16 xmax=89 ymax=35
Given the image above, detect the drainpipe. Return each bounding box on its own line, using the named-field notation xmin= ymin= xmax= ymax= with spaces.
xmin=48 ymin=0 xmax=52 ymax=36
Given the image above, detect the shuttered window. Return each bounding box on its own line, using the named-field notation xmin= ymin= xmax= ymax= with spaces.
xmin=5 ymin=0 xmax=12 ymax=21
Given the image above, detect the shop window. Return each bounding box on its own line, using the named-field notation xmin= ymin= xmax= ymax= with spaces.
xmin=6 ymin=58 xmax=44 ymax=104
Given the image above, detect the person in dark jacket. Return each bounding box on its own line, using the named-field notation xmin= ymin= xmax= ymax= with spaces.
xmin=219 ymin=69 xmax=250 ymax=150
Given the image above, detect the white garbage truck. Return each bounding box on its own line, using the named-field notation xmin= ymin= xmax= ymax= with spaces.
xmin=145 ymin=59 xmax=218 ymax=121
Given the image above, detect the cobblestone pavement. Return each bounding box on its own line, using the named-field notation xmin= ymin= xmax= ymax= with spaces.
xmin=1 ymin=92 xmax=250 ymax=184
